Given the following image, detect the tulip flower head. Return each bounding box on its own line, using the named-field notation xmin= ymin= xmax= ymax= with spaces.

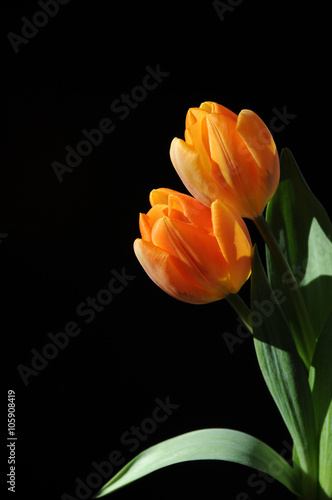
xmin=170 ymin=102 xmax=280 ymax=219
xmin=134 ymin=188 xmax=252 ymax=304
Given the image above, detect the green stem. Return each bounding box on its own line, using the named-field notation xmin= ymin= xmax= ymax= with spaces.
xmin=226 ymin=293 xmax=253 ymax=334
xmin=254 ymin=214 xmax=316 ymax=370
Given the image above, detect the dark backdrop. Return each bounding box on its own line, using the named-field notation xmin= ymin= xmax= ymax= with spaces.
xmin=2 ymin=1 xmax=329 ymax=499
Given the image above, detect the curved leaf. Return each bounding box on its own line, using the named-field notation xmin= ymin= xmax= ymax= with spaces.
xmin=309 ymin=312 xmax=332 ymax=499
xmin=266 ymin=148 xmax=332 ymax=353
xmin=94 ymin=428 xmax=301 ymax=497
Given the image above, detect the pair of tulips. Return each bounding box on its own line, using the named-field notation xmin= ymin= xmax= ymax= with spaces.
xmin=134 ymin=101 xmax=280 ymax=304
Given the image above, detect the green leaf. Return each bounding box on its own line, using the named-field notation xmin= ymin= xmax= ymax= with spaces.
xmin=309 ymin=312 xmax=332 ymax=499
xmin=266 ymin=148 xmax=332 ymax=345
xmin=94 ymin=428 xmax=301 ymax=498
xmin=251 ymin=246 xmax=318 ymax=494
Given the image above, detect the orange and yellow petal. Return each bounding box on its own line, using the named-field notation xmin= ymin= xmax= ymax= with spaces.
xmin=149 ymin=188 xmax=180 ymax=207
xmin=133 ymin=239 xmax=223 ymax=304
xmin=184 ymin=108 xmax=212 ymax=170
xmin=167 ymin=193 xmax=212 ymax=232
xmin=151 ymin=216 xmax=231 ymax=299
xmin=170 ymin=138 xmax=223 ymax=207
xmin=211 ymin=200 xmax=252 ymax=292
xmin=143 ymin=204 xmax=168 ymax=231
xmin=200 ymin=101 xmax=237 ymax=121
xmin=236 ymin=110 xmax=280 ymax=215
xmin=236 ymin=110 xmax=277 ymax=173
xmin=138 ymin=213 xmax=152 ymax=241
xmin=206 ymin=113 xmax=260 ymax=217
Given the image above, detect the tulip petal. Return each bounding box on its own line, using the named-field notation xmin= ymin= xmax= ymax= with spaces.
xmin=184 ymin=108 xmax=213 ymax=171
xmin=170 ymin=138 xmax=224 ymax=207
xmin=151 ymin=216 xmax=231 ymax=296
xmin=206 ymin=113 xmax=242 ymax=187
xmin=149 ymin=189 xmax=213 ymax=229
xmin=200 ymin=101 xmax=237 ymax=121
xmin=167 ymin=193 xmax=212 ymax=232
xmin=236 ymin=110 xmax=280 ymax=212
xmin=133 ymin=239 xmax=223 ymax=304
xmin=211 ymin=200 xmax=252 ymax=292
xmin=185 ymin=107 xmax=207 ymax=130
xmin=236 ymin=110 xmax=277 ymax=172
xmin=142 ymin=204 xmax=168 ymax=236
xmin=139 ymin=213 xmax=152 ymax=241
xmin=149 ymin=188 xmax=180 ymax=207
xmin=206 ymin=113 xmax=258 ymax=217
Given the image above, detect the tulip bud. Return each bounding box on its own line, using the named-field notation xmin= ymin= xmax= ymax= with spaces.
xmin=170 ymin=101 xmax=280 ymax=219
xmin=134 ymin=188 xmax=252 ymax=304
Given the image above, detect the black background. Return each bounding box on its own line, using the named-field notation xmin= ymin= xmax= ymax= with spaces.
xmin=2 ymin=1 xmax=329 ymax=499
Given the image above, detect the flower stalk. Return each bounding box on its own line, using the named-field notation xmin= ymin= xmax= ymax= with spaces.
xmin=226 ymin=293 xmax=253 ymax=334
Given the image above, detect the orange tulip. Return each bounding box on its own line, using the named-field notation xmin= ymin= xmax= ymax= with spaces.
xmin=170 ymin=101 xmax=280 ymax=219
xmin=133 ymin=188 xmax=252 ymax=304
